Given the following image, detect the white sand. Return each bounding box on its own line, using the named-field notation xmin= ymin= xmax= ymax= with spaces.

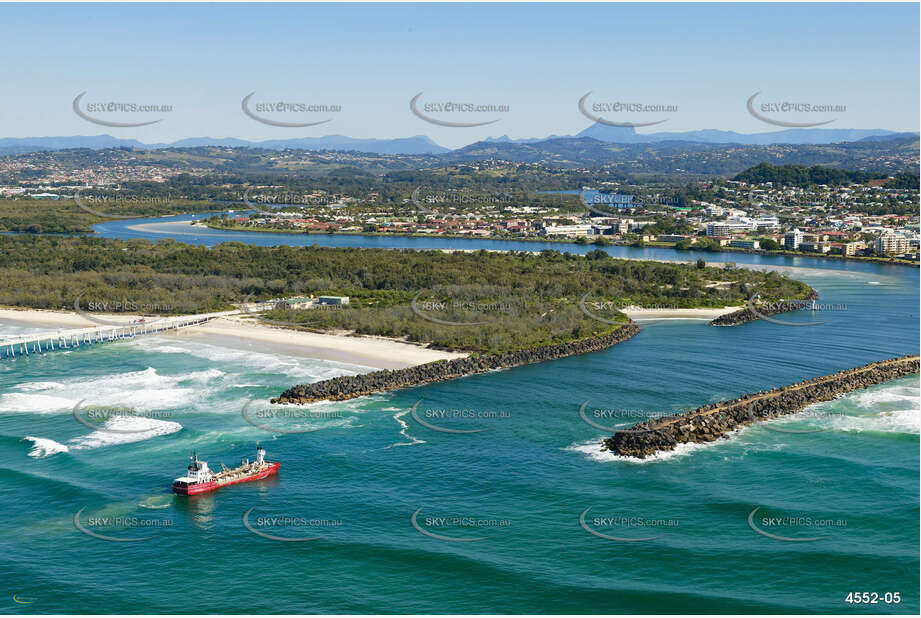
xmin=0 ymin=308 xmax=136 ymax=328
xmin=187 ymin=315 xmax=466 ymax=369
xmin=0 ymin=308 xmax=465 ymax=370
xmin=620 ymin=306 xmax=741 ymax=320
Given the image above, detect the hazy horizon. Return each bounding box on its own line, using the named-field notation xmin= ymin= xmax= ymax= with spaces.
xmin=1 ymin=2 xmax=918 ymax=149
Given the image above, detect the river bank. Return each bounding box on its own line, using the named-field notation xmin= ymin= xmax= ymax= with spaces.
xmin=698 ymin=243 xmax=920 ymax=268
xmin=604 ymin=355 xmax=921 ymax=458
xmin=194 ymin=220 xmax=919 ymax=268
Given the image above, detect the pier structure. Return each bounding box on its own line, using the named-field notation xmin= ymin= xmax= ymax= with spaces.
xmin=0 ymin=310 xmax=238 ymax=360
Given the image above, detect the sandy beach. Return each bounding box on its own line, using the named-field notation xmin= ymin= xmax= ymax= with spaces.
xmin=0 ymin=308 xmax=466 ymax=370
xmin=0 ymin=303 xmax=739 ymax=367
xmin=187 ymin=315 xmax=466 ymax=369
xmin=620 ymin=306 xmax=741 ymax=320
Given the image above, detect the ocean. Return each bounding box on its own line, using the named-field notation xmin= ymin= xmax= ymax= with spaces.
xmin=0 ymin=221 xmax=917 ymax=614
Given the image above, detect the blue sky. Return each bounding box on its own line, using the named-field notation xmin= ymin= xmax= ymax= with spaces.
xmin=1 ymin=2 xmax=918 ymax=148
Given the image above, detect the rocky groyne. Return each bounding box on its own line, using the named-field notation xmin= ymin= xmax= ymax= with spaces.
xmin=604 ymin=355 xmax=920 ymax=459
xmin=709 ymin=289 xmax=819 ymax=326
xmin=272 ymin=323 xmax=641 ymax=404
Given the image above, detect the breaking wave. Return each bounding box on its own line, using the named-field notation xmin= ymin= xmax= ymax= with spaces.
xmin=24 ymin=436 xmax=70 ymax=458
xmin=0 ymin=367 xmax=220 ymax=414
xmin=25 ymin=416 xmax=182 ymax=458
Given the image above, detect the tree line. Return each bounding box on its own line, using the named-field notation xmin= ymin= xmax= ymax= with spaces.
xmin=0 ymin=236 xmax=812 ymax=353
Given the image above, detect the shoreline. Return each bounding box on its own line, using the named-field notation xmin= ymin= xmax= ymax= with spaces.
xmin=109 ymin=218 xmax=918 ymax=268
xmin=0 ymin=308 xmax=465 ymax=370
xmin=605 ymin=355 xmax=921 ymax=459
xmin=621 ymin=306 xmax=741 ymax=320
xmin=709 ymin=289 xmax=820 ymax=326
xmin=272 ymin=323 xmax=642 ymax=404
xmin=189 ymin=220 xmax=919 ymax=268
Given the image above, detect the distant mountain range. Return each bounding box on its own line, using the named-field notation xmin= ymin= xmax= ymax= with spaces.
xmin=3 ymin=133 xmax=915 ymax=177
xmin=444 ymin=134 xmax=919 ymax=175
xmin=0 ymin=134 xmax=450 ymax=156
xmin=488 ymin=125 xmax=910 ymax=146
xmin=0 ymin=127 xmax=916 ymax=157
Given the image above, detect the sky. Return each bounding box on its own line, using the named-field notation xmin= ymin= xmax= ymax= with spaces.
xmin=0 ymin=2 xmax=918 ymax=149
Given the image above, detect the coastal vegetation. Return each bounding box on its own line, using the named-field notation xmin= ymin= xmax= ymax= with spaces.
xmin=0 ymin=197 xmax=221 ymax=233
xmin=0 ymin=235 xmax=812 ymax=353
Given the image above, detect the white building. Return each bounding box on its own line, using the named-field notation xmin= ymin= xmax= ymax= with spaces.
xmin=540 ymin=224 xmax=594 ymax=237
xmin=875 ymin=233 xmax=910 ymax=255
xmin=706 ymin=221 xmax=751 ymax=236
xmin=730 ymin=239 xmax=761 ymax=250
xmin=784 ymin=228 xmax=804 ymax=250
xmin=752 ymin=216 xmax=780 ymax=230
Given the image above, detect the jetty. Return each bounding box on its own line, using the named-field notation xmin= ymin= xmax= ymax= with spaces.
xmin=0 ymin=310 xmax=241 ymax=360
xmin=0 ymin=297 xmax=300 ymax=361
xmin=604 ymin=355 xmax=920 ymax=458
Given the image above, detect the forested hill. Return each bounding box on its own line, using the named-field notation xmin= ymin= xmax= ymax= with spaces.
xmin=733 ymin=162 xmax=920 ymax=189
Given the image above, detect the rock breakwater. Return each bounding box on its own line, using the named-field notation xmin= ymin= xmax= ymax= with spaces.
xmin=709 ymin=289 xmax=819 ymax=326
xmin=272 ymin=323 xmax=641 ymax=404
xmin=604 ymin=355 xmax=920 ymax=458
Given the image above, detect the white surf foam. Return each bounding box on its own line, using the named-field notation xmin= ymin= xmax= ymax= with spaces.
xmin=24 ymin=436 xmax=70 ymax=458
xmin=69 ymin=416 xmax=183 ymax=449
xmin=826 ymin=408 xmax=919 ymax=435
xmin=15 ymin=381 xmax=66 ymax=392
xmin=0 ymin=367 xmax=219 ymax=414
xmin=850 ymin=383 xmax=919 ymax=408
xmin=26 ymin=415 xmax=182 ymax=458
xmin=820 ymin=380 xmax=918 ymax=435
xmin=133 ymin=338 xmax=371 ymax=381
xmin=240 ymin=397 xmax=363 ymax=434
xmin=3 ymin=393 xmax=77 ymax=413
xmin=387 ymin=408 xmax=425 ymax=448
xmin=564 ymin=436 xmax=730 ymax=464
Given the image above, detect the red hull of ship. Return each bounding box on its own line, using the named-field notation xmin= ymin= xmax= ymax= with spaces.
xmin=172 ymin=461 xmax=281 ymax=495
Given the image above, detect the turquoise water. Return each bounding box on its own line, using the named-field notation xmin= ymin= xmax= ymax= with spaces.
xmin=0 ymin=222 xmax=918 ymax=614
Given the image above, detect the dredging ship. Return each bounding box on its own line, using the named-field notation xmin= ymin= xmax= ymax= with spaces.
xmin=172 ymin=446 xmax=280 ymax=495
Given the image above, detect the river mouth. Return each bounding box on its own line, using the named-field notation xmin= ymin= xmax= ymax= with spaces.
xmin=0 ymin=211 xmax=914 ymax=614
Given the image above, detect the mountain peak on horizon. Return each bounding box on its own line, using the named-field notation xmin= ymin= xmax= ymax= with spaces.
xmin=0 ymin=127 xmax=916 ymax=158
xmin=573 ymin=124 xmax=903 ymax=145
xmin=0 ymin=134 xmax=450 ymax=156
